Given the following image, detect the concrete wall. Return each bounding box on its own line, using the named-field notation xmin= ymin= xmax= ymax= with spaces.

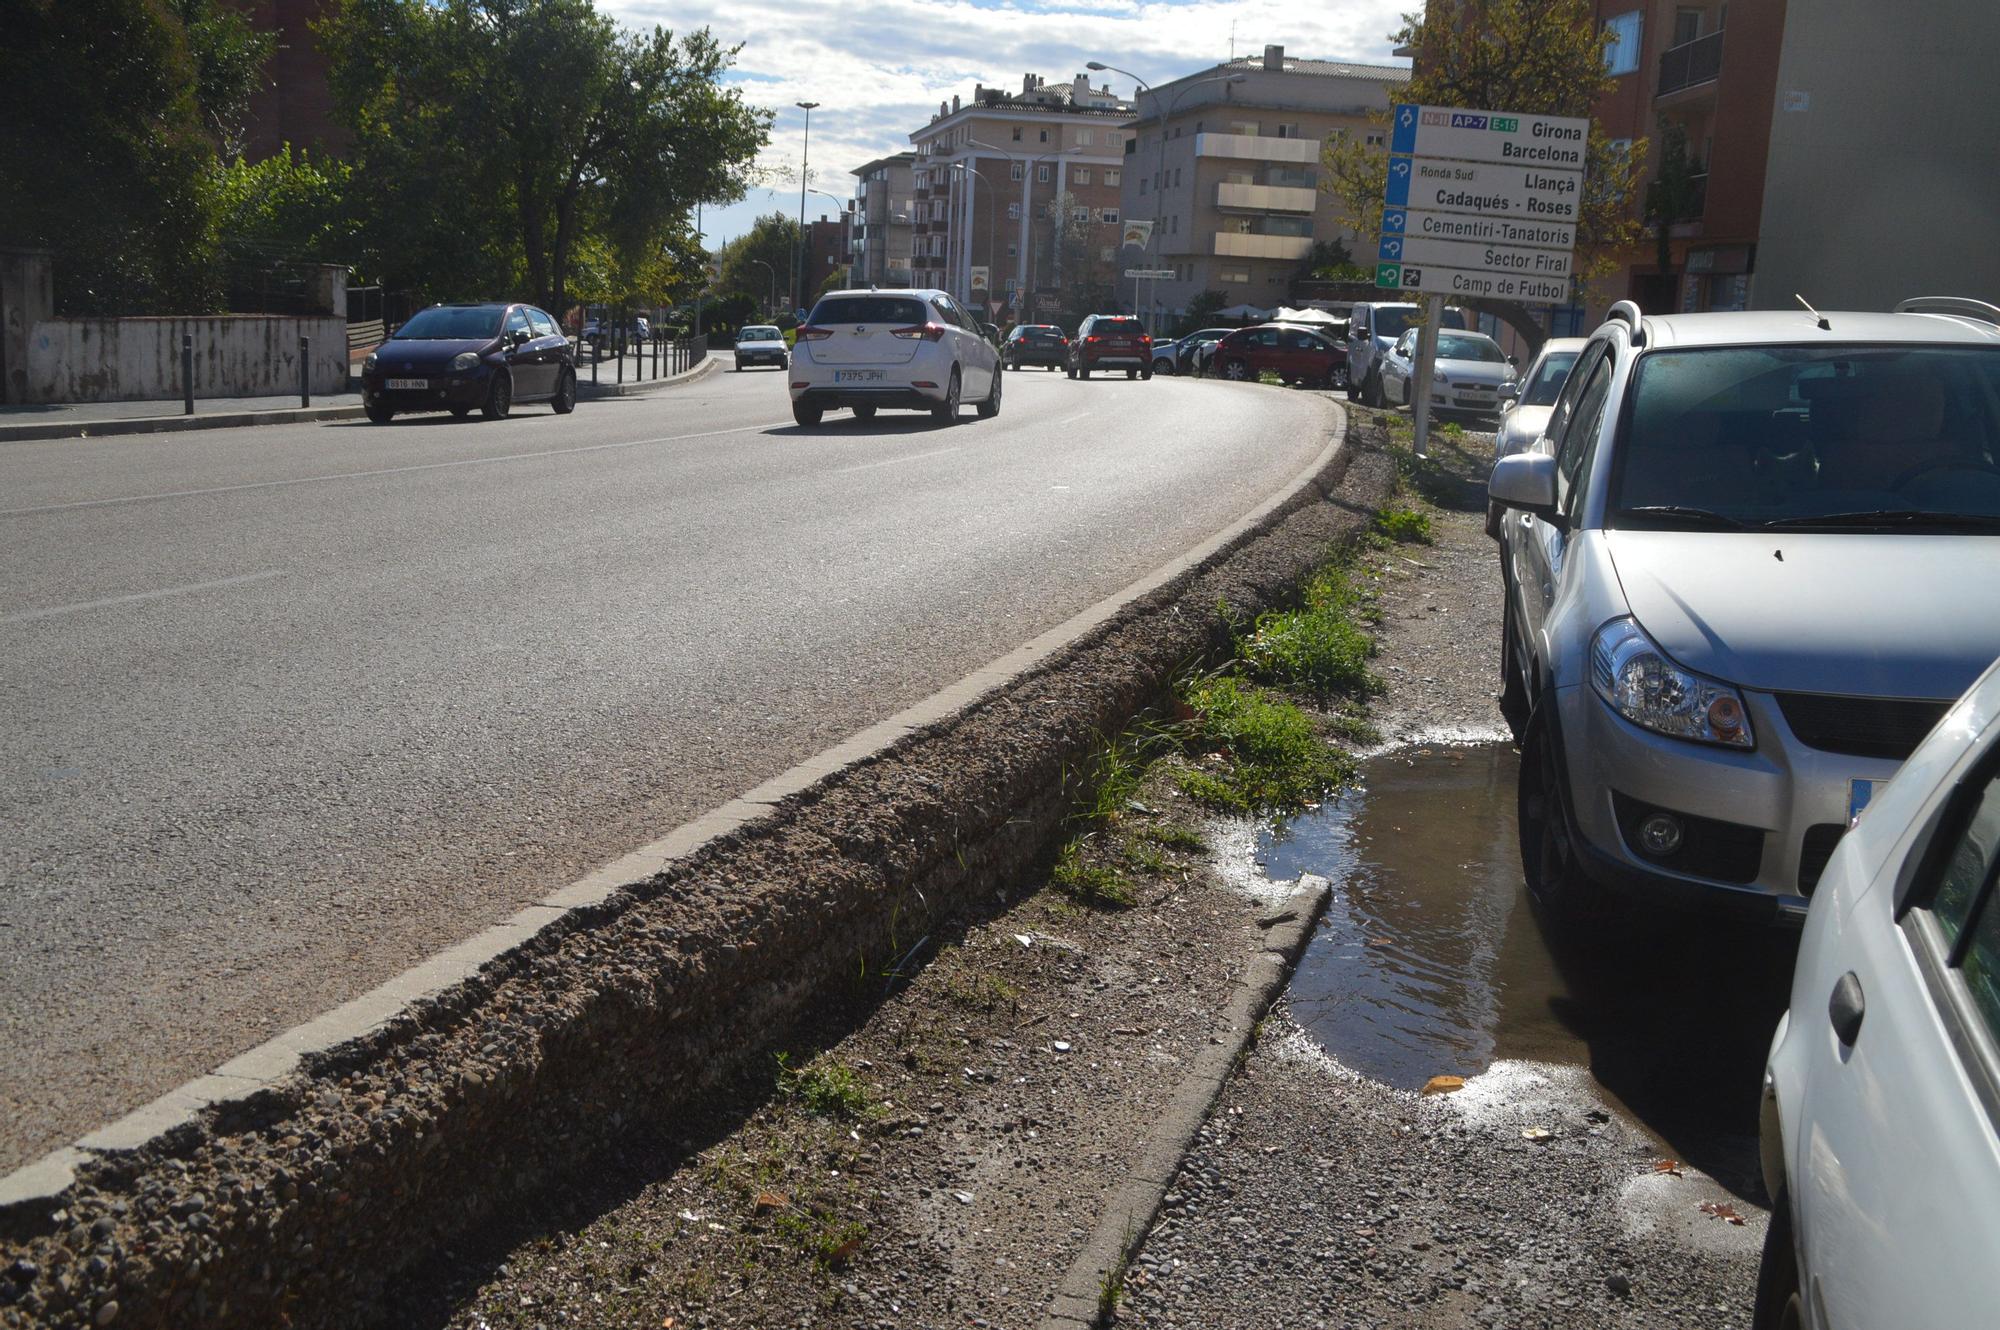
xmin=1753 ymin=0 xmax=2000 ymax=311
xmin=1 ymin=247 xmax=56 ymax=404
xmin=22 ymin=314 xmax=349 ymax=403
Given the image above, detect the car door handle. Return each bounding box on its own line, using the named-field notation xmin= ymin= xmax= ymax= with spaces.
xmin=1828 ymin=971 xmax=1865 ymax=1046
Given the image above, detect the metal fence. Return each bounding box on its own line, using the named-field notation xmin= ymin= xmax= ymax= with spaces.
xmin=583 ymin=319 xmax=708 ymax=387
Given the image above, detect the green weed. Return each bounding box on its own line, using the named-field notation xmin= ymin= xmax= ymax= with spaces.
xmin=1140 ymin=823 xmax=1209 ymax=853
xmin=1052 ymin=841 xmax=1138 ymax=908
xmin=1176 ymin=676 xmax=1354 ymax=811
xmin=774 ymin=1053 xmax=872 ymax=1120
xmin=941 ymin=970 xmax=1020 ymax=1011
xmin=1235 ymin=559 xmax=1378 ymax=698
xmin=1123 ymin=841 xmax=1175 ymax=879
xmin=1373 ymin=503 xmax=1435 ymax=544
xmin=1068 ymin=728 xmax=1175 ymax=826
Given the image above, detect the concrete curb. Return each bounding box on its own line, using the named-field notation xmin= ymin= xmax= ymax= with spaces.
xmin=1038 ymin=877 xmax=1335 ymax=1329
xmin=0 ymin=404 xmax=366 ymax=443
xmin=575 ymin=353 xmax=717 ymax=397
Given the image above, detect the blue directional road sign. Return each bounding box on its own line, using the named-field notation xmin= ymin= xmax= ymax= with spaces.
xmin=1385 ymin=156 xmax=1413 ymax=206
xmin=1381 ymin=209 xmax=1409 ymax=235
xmin=1390 ymin=103 xmax=1420 ymax=156
xmin=1378 ymin=235 xmax=1405 ymax=261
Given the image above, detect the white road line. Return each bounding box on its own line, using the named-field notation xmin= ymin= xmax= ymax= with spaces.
xmin=1054 ymin=413 xmax=1090 ymax=427
xmin=0 ymin=422 xmax=790 ymax=518
xmin=832 ymin=446 xmax=962 ymax=475
xmin=3 ymin=570 xmax=288 ymax=625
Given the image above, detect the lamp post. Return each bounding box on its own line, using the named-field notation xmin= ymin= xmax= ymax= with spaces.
xmin=793 ymin=100 xmax=820 ymax=316
xmin=748 ymin=258 xmax=777 ymax=318
xmin=967 ymin=139 xmax=1083 ymax=324
xmin=803 ymin=188 xmax=852 ymax=298
xmin=1086 ymin=63 xmax=1246 ymax=332
xmin=945 ymin=162 xmax=1000 ymax=313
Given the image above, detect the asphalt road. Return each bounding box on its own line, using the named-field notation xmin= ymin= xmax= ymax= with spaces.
xmin=0 ymin=363 xmax=1337 ymax=1173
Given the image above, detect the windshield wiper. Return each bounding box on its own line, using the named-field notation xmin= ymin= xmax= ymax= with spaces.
xmin=1764 ymin=509 xmax=2000 ymax=530
xmin=1617 ymin=505 xmax=1746 ymax=530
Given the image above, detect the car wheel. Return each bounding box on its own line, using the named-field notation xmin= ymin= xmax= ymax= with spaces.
xmin=480 ymin=371 xmax=512 ymax=420
xmin=852 ymin=404 xmax=877 ymax=421
xmin=1153 ymin=359 xmax=1172 ymax=376
xmin=1498 ymin=590 xmax=1530 ymax=738
xmin=792 ymin=401 xmax=823 ymax=428
xmin=551 ymin=369 xmax=577 ymax=415
xmin=1222 ymin=360 xmax=1249 ymax=381
xmin=365 ymin=402 xmax=394 ymax=425
xmin=976 ymin=364 xmax=1002 ymax=419
xmin=1079 ymin=366 xmax=1091 ymax=380
xmin=1752 ymin=1189 xmax=1804 ymax=1330
xmin=733 ymin=360 xmax=743 ymax=371
xmin=1141 ymin=369 xmax=1153 ymax=381
xmin=1125 ymin=369 xmax=1137 ymax=380
xmin=449 ymin=404 xmax=472 ymax=419
xmin=1363 ymin=370 xmax=1385 ymax=408
xmin=1517 ymin=705 xmax=1614 ymax=923
xmin=1065 ymin=364 xmax=1077 ymax=379
xmin=931 ymin=367 xmax=961 ymax=422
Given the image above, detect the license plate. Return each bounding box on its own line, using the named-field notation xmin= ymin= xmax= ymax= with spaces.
xmin=1848 ymin=778 xmax=1889 ymax=825
xmin=386 ymin=378 xmax=428 ymax=390
xmin=834 ymin=369 xmax=885 ymax=383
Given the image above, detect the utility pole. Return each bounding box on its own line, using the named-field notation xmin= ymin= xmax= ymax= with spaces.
xmin=794 ymin=101 xmax=819 ymax=316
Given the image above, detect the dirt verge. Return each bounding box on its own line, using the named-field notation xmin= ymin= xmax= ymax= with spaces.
xmin=0 ymin=404 xmax=1395 ymax=1330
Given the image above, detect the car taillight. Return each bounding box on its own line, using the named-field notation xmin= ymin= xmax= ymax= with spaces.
xmin=1139 ymin=335 xmax=1152 ymax=345
xmin=891 ymin=323 xmax=948 ymax=341
xmin=1060 ymin=337 xmax=1070 ymax=344
xmin=795 ymin=325 xmax=833 ymax=341
xmin=1085 ymin=334 xmax=1102 ymax=343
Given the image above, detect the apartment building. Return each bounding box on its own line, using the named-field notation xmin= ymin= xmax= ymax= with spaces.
xmin=848 ymin=153 xmax=915 ymax=288
xmin=1114 ymin=46 xmax=1409 ymax=323
xmin=906 ymin=74 xmax=1135 ymax=320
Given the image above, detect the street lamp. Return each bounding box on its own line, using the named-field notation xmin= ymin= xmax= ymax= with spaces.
xmin=945 ymin=161 xmax=1000 ymax=312
xmin=748 ymin=258 xmax=778 ymax=318
xmin=805 ymin=187 xmax=852 ymax=296
xmin=967 ymin=138 xmax=1084 ymax=323
xmin=1087 ymin=63 xmax=1246 ymax=331
xmin=794 ymin=100 xmax=820 ymax=315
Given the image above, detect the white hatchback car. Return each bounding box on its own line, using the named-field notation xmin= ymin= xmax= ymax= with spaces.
xmin=789 ymin=288 xmax=1001 ymax=428
xmin=1758 ymin=654 xmax=2000 ymax=1330
xmin=1381 ymin=327 xmax=1514 ymax=417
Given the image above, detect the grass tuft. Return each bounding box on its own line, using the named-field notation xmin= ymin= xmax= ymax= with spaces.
xmin=1235 ymin=558 xmax=1379 ymax=697
xmin=1052 ymin=841 xmax=1138 ymax=908
xmin=775 ymin=1053 xmax=872 ymax=1120
xmin=1175 ymin=675 xmax=1354 ymax=812
xmin=1373 ymin=503 xmax=1435 ymax=544
xmin=1140 ymin=823 xmax=1208 ymax=853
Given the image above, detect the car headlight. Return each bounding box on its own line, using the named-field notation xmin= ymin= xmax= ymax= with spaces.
xmin=452 ymin=351 xmax=482 ymax=372
xmin=1591 ymin=618 xmax=1753 ymax=748
xmin=1434 ymin=371 xmax=1450 ymax=384
xmin=362 ymin=352 xmax=378 ymax=373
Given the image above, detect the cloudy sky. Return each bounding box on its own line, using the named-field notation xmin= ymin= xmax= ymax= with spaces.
xmin=600 ymin=0 xmax=1415 ymax=247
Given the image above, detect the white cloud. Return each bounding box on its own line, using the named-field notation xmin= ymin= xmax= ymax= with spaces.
xmin=600 ymin=0 xmax=1411 ymax=245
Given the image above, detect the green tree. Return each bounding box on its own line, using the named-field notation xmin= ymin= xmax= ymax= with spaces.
xmin=0 ymin=0 xmax=226 ymax=312
xmin=320 ymin=0 xmax=768 ymax=311
xmin=1320 ymin=0 xmax=1646 ymax=352
xmin=1176 ymin=289 xmax=1230 ymax=337
xmin=712 ymin=214 xmax=802 ymax=316
xmin=1644 ymin=117 xmax=1701 ymax=293
xmin=167 ymin=0 xmax=276 ymax=155
xmin=209 ymin=146 xmax=354 ymax=258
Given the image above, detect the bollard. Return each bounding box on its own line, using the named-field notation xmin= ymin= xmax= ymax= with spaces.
xmin=183 ymin=333 xmax=194 ymax=415
xmin=300 ymin=335 xmax=311 ymax=408
xmin=591 ymin=329 xmax=598 ymax=385
xmin=652 ymin=332 xmax=659 ymax=380
xmin=616 ymin=320 xmax=624 ymax=385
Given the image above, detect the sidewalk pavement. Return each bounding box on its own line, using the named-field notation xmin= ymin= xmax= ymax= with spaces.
xmin=0 ymin=391 xmax=367 ymax=443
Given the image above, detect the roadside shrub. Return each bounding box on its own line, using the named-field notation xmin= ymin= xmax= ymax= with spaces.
xmin=775 ymin=1053 xmax=871 ymax=1119
xmin=1374 ymin=503 xmax=1435 ymax=544
xmin=1176 ymin=676 xmax=1353 ymax=811
xmin=1052 ymin=841 xmax=1137 ymax=908
xmin=1236 ymin=560 xmax=1378 ymax=697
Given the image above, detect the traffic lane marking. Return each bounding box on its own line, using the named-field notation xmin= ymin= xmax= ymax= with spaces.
xmin=0 ymin=422 xmax=791 ymax=519
xmin=2 ymin=570 xmax=288 ymax=625
xmin=832 ymin=446 xmax=963 ymax=475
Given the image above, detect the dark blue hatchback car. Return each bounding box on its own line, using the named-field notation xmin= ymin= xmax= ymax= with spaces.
xmin=361 ymin=302 xmax=577 ymax=423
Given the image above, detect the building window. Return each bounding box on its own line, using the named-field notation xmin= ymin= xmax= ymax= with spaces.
xmin=1072 ymin=206 xmax=1089 ymax=223
xmin=1100 ymin=247 xmax=1115 ymax=262
xmin=1673 ymin=6 xmax=1703 ymax=44
xmin=1075 ymin=167 xmax=1091 ymax=185
xmin=1006 ymin=242 xmax=1018 ymax=257
xmin=1230 ymin=120 xmax=1260 ymax=136
xmin=1007 ymin=202 xmax=1022 ymax=219
xmin=1139 ymin=178 xmax=1147 ymax=195
xmin=1039 ymin=129 xmax=1049 ymax=143
xmin=1106 ymin=168 xmax=1121 ymax=186
xmin=1012 ymin=126 xmax=1022 ymax=142
xmin=1005 ymin=277 xmax=1018 ymax=294
xmin=1173 ymin=168 xmax=1181 ymax=187
xmin=1010 ymin=161 xmax=1024 ymax=180
xmin=1364 ymin=132 xmax=1384 ymax=148
xmin=1222 ymin=268 xmax=1250 ymax=284
xmin=1274 ymin=123 xmax=1301 ymax=138
xmin=1037 ymin=164 xmax=1050 ymax=183
xmin=1077 ymin=129 xmax=1093 ymax=145
xmin=1100 ymin=208 xmax=1119 ymax=224
xmin=1604 ymin=11 xmax=1642 ymax=75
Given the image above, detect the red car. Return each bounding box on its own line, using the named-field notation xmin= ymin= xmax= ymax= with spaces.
xmin=1065 ymin=314 xmax=1153 ymax=380
xmin=1209 ymin=324 xmax=1346 ymax=388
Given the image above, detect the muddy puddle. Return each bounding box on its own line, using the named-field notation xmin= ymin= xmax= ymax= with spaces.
xmin=1261 ymin=742 xmax=1799 ymax=1193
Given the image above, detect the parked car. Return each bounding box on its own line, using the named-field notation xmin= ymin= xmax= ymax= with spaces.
xmin=1183 ymin=334 xmax=1227 ymax=377
xmin=1347 ymin=301 xmax=1468 ymax=406
xmin=581 ymin=312 xmax=645 ymax=356
xmin=1003 ymin=324 xmax=1069 ymax=371
xmin=979 ymin=321 xmax=1003 ymax=346
xmin=1208 ymin=324 xmax=1345 ymax=388
xmin=1487 ymin=337 xmax=1586 ymax=538
xmin=1380 ymin=328 xmax=1514 ymax=417
xmin=1066 ymin=315 xmax=1152 ymax=380
xmin=788 ymin=288 xmax=1001 ymax=428
xmin=1153 ymin=327 xmax=1237 ymax=376
xmin=361 ymin=301 xmax=577 ymax=423
xmin=1491 ymin=297 xmax=2000 ymax=925
xmin=1757 ymin=651 xmax=2000 ymax=1330
xmin=733 ymin=325 xmax=789 ymax=372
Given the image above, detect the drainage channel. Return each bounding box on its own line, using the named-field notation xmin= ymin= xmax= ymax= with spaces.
xmin=1259 ymin=741 xmax=1799 ymax=1196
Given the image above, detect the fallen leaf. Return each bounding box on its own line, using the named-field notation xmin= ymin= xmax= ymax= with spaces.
xmin=828 ymin=1235 xmax=862 ymax=1267
xmin=1701 ymin=1201 xmax=1747 ymax=1226
xmin=1651 ymin=1159 xmax=1684 ymax=1177
xmin=1420 ymin=1075 xmax=1465 ymax=1096
xmin=662 ymin=1319 xmax=676 ymax=1329
xmin=1520 ymin=1127 xmax=1553 ymax=1142
xmin=752 ymin=1190 xmax=789 ymax=1214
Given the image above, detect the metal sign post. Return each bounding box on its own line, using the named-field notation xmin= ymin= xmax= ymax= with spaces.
xmin=1412 ymin=295 xmax=1442 ymax=457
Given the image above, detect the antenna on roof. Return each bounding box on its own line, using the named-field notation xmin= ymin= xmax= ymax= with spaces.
xmin=1230 ymin=20 xmax=1236 ymax=60
xmin=1794 ymin=293 xmax=1831 ymax=331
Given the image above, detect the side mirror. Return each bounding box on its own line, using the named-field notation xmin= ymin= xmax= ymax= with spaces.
xmin=1497 ymin=383 xmax=1519 ymax=403
xmin=1508 ymin=354 xmax=1520 ymax=367
xmin=510 ymin=329 xmax=531 ymax=347
xmin=1489 ymin=452 xmax=1563 ymax=526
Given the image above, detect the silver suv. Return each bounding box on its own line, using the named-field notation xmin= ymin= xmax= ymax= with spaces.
xmin=1490 ymin=297 xmax=2000 ymax=923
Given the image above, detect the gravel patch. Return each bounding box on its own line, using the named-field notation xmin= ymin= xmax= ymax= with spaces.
xmin=1117 ymin=413 xmax=1766 ymax=1330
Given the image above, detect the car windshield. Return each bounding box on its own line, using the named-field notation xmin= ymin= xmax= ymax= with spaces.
xmin=740 ymin=327 xmax=780 ymax=341
xmin=1017 ymin=326 xmax=1062 ymax=339
xmin=1523 ymin=351 xmax=1579 ymax=405
xmin=1372 ymin=308 xmax=1417 ymax=340
xmin=1611 ymin=345 xmax=2000 ymax=531
xmin=1437 ymin=334 xmax=1505 ymax=363
xmin=810 ymin=296 xmax=929 ymax=325
xmin=1094 ymin=319 xmax=1144 ymax=335
xmin=395 ymin=306 xmax=506 ymax=340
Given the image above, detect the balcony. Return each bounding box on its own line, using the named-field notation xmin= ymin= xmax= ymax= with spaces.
xmin=1212 ymin=232 xmax=1313 ymax=261
xmin=1194 ymin=132 xmax=1319 ymax=165
xmin=1657 ymin=30 xmax=1724 ymax=97
xmin=1215 ymin=183 xmax=1317 ymax=213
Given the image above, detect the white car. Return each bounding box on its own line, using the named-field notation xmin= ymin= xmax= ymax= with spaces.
xmin=1758 ymin=652 xmax=2000 ymax=1330
xmin=733 ymin=325 xmax=788 ymax=372
xmin=1494 ymin=337 xmax=1586 ymax=460
xmin=789 ymin=288 xmax=1001 ymax=428
xmin=1381 ymin=327 xmax=1514 ymax=417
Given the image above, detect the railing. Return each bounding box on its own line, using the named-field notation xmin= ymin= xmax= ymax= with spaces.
xmin=582 ymin=323 xmax=707 ymax=387
xmin=345 ymin=318 xmax=386 ymax=353
xmin=1215 ymin=182 xmax=1317 ymax=213
xmin=1658 ymin=30 xmax=1724 ymax=96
